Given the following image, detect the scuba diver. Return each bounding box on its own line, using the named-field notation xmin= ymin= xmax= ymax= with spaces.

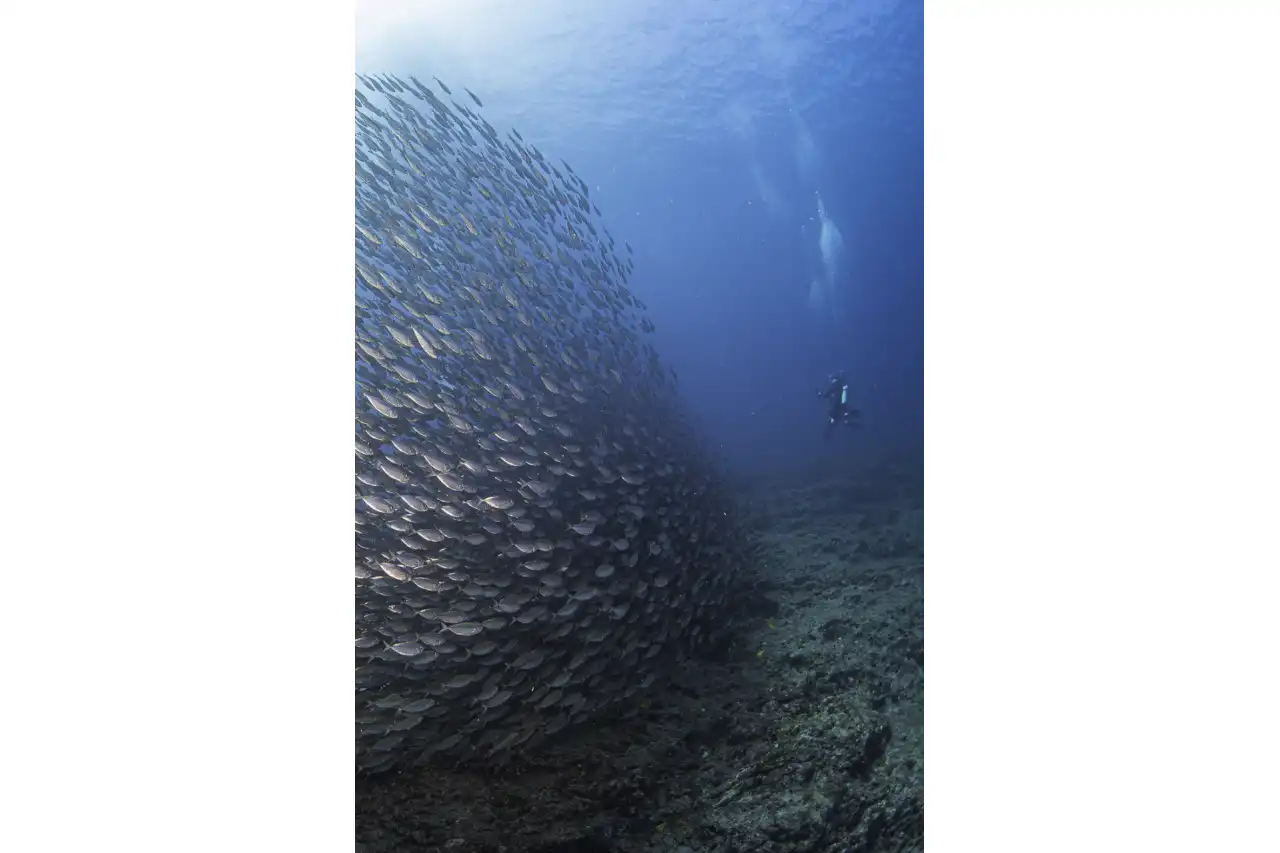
xmin=818 ymin=371 xmax=861 ymax=438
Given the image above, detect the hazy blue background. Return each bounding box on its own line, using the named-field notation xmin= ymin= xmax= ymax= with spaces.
xmin=356 ymin=0 xmax=923 ymax=479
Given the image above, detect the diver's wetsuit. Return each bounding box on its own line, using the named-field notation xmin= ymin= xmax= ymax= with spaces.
xmin=818 ymin=374 xmax=861 ymax=438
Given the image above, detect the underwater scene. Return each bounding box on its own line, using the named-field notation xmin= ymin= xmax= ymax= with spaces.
xmin=355 ymin=2 xmax=923 ymax=851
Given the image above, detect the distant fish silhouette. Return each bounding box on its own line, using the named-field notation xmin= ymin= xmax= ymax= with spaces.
xmin=434 ymin=76 xmax=452 ymax=95
xmin=465 ymin=87 xmax=483 ymax=107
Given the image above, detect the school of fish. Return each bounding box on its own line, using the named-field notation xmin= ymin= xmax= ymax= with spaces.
xmin=354 ymin=73 xmax=749 ymax=774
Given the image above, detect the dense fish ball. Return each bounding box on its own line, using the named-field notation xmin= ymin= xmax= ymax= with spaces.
xmin=354 ymin=72 xmax=747 ymax=774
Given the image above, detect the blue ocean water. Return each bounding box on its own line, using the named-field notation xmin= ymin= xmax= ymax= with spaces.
xmin=356 ymin=0 xmax=922 ymax=479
